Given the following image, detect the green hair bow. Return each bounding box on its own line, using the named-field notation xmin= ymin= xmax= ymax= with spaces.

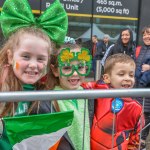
xmin=0 ymin=0 xmax=68 ymax=44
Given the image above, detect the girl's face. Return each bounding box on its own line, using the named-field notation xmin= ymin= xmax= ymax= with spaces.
xmin=52 ymin=48 xmax=85 ymax=90
xmin=7 ymin=34 xmax=49 ymax=84
xmin=121 ymin=30 xmax=130 ymax=45
xmin=59 ymin=60 xmax=85 ymax=90
xmin=103 ymin=62 xmax=135 ymax=89
xmin=143 ymin=30 xmax=150 ymax=46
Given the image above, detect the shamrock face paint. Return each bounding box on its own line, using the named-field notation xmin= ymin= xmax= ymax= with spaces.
xmin=58 ymin=48 xmax=92 ymax=77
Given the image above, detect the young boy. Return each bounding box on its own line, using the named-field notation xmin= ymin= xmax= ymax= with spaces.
xmin=82 ymin=53 xmax=144 ymax=150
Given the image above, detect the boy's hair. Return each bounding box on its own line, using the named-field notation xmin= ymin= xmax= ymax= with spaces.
xmin=142 ymin=25 xmax=150 ymax=34
xmin=104 ymin=53 xmax=135 ymax=74
xmin=0 ymin=27 xmax=52 ymax=92
xmin=49 ymin=43 xmax=81 ymax=87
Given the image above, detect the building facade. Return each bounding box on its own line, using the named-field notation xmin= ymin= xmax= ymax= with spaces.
xmin=0 ymin=0 xmax=149 ymax=47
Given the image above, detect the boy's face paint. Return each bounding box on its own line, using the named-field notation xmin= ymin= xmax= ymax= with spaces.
xmin=104 ymin=62 xmax=135 ymax=89
xmin=10 ymin=34 xmax=49 ymax=84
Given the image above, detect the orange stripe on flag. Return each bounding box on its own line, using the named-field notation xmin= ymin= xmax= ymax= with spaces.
xmin=49 ymin=139 xmax=61 ymax=150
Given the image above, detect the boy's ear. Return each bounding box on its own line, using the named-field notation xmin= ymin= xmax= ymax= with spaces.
xmin=103 ymin=74 xmax=111 ymax=84
xmin=7 ymin=49 xmax=13 ymax=65
xmin=50 ymin=64 xmax=59 ymax=77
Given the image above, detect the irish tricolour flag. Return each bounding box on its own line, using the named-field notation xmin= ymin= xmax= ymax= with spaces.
xmin=0 ymin=111 xmax=73 ymax=150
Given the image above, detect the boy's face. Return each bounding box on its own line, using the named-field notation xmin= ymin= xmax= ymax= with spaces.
xmin=103 ymin=62 xmax=135 ymax=89
xmin=7 ymin=34 xmax=49 ymax=84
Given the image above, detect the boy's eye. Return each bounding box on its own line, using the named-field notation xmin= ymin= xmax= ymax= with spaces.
xmin=130 ymin=74 xmax=134 ymax=77
xmin=118 ymin=73 xmax=124 ymax=76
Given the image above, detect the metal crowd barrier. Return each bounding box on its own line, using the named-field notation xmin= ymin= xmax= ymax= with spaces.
xmin=0 ymin=89 xmax=150 ymax=102
xmin=0 ymin=89 xmax=149 ymax=149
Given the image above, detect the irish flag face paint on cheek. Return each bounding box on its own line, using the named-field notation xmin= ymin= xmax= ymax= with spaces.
xmin=13 ymin=61 xmax=20 ymax=70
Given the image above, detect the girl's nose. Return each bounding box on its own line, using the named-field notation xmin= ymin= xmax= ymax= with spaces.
xmin=72 ymin=69 xmax=78 ymax=76
xmin=28 ymin=60 xmax=37 ymax=69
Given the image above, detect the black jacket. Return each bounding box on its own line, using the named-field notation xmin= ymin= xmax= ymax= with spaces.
xmin=135 ymin=45 xmax=150 ymax=112
xmin=107 ymin=44 xmax=135 ymax=59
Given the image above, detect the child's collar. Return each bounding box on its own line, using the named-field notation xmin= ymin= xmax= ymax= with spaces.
xmin=22 ymin=84 xmax=35 ymax=91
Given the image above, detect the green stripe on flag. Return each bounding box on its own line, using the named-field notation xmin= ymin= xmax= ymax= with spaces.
xmin=3 ymin=111 xmax=73 ymax=147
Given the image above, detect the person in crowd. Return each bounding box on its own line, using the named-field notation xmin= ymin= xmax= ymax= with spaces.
xmin=0 ymin=0 xmax=68 ymax=149
xmin=135 ymin=57 xmax=150 ymax=88
xmin=91 ymin=35 xmax=102 ymax=74
xmin=100 ymin=34 xmax=112 ymax=55
xmin=106 ymin=28 xmax=135 ymax=59
xmin=50 ymin=43 xmax=92 ymax=150
xmin=82 ymin=53 xmax=144 ymax=150
xmin=135 ymin=25 xmax=150 ymax=150
xmin=98 ymin=34 xmax=112 ymax=74
xmin=92 ymin=35 xmax=102 ymax=58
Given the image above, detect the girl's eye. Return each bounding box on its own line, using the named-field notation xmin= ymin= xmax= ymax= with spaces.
xmin=62 ymin=66 xmax=72 ymax=70
xmin=22 ymin=55 xmax=30 ymax=60
xmin=78 ymin=65 xmax=85 ymax=70
xmin=38 ymin=57 xmax=45 ymax=61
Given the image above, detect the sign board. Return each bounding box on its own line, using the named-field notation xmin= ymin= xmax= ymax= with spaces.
xmin=41 ymin=0 xmax=92 ymax=14
xmin=0 ymin=0 xmax=139 ymax=18
xmin=93 ymin=0 xmax=139 ymax=18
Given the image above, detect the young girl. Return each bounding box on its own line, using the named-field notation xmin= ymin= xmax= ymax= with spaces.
xmin=0 ymin=0 xmax=68 ymax=149
xmin=0 ymin=0 xmax=68 ymax=117
xmin=0 ymin=27 xmax=51 ymax=116
xmin=50 ymin=43 xmax=92 ymax=150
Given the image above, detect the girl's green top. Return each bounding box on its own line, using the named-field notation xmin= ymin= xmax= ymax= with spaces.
xmin=15 ymin=84 xmax=35 ymax=116
xmin=54 ymin=86 xmax=90 ymax=150
xmin=0 ymin=84 xmax=35 ymax=150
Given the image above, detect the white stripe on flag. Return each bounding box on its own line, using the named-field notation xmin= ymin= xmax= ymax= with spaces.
xmin=13 ymin=127 xmax=68 ymax=150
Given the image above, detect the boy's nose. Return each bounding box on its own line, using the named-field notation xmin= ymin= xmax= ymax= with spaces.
xmin=124 ymin=75 xmax=131 ymax=81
